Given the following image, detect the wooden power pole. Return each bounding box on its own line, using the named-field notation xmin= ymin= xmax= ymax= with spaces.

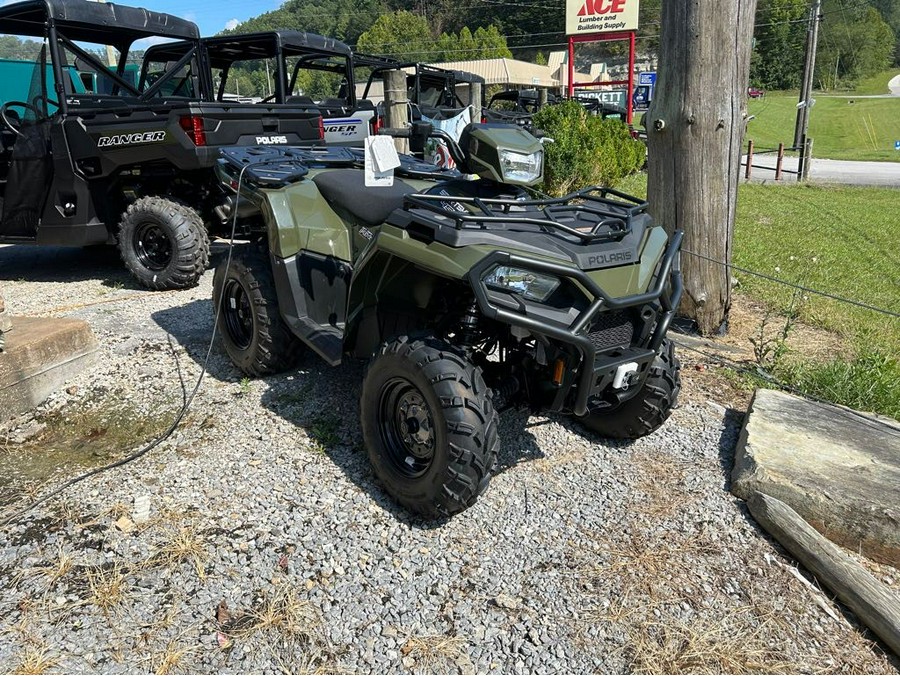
xmin=647 ymin=0 xmax=758 ymax=335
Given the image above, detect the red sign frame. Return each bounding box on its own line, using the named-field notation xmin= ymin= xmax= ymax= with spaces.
xmin=567 ymin=31 xmax=636 ymax=124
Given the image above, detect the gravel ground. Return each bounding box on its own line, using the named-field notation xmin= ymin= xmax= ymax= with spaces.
xmin=0 ymin=243 xmax=898 ymax=674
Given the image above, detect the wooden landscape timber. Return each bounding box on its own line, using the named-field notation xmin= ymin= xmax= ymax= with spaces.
xmin=747 ymin=491 xmax=900 ymax=657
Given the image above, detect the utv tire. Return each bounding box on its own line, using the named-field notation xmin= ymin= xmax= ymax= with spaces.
xmin=212 ymin=249 xmax=303 ymax=377
xmin=361 ymin=336 xmax=499 ymax=518
xmin=118 ymin=196 xmax=210 ymax=290
xmin=578 ymin=339 xmax=681 ymax=439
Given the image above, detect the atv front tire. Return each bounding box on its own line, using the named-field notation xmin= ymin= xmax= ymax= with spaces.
xmin=361 ymin=336 xmax=499 ymax=518
xmin=578 ymin=339 xmax=681 ymax=439
xmin=212 ymin=249 xmax=303 ymax=376
xmin=118 ymin=196 xmax=209 ymax=290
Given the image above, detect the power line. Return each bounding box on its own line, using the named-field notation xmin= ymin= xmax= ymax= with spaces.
xmin=682 ymin=249 xmax=900 ymax=320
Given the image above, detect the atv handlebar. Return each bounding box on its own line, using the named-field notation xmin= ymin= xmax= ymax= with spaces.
xmin=377 ymin=122 xmax=468 ymax=169
xmin=378 ymin=127 xmax=413 ymax=138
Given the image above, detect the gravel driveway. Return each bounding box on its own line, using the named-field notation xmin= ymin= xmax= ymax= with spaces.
xmin=0 ymin=244 xmax=897 ymax=674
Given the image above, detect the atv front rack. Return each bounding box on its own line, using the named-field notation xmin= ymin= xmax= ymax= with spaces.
xmin=466 ymin=229 xmax=684 ymax=417
xmin=404 ymin=187 xmax=646 ymax=243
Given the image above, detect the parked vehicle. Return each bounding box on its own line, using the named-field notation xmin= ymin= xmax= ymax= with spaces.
xmin=748 ymin=86 xmax=765 ymax=99
xmin=143 ymin=31 xmax=376 ymax=146
xmin=481 ymin=88 xmax=553 ymax=130
xmin=0 ymin=0 xmax=324 ymax=290
xmin=357 ymin=57 xmax=485 ymax=122
xmin=212 ymin=121 xmax=683 ymax=517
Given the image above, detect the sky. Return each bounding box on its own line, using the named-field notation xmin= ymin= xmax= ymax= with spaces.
xmin=131 ymin=0 xmax=284 ymax=35
xmin=1 ymin=0 xmax=287 ymax=50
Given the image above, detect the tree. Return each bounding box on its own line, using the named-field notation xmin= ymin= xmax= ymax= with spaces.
xmin=356 ymin=11 xmax=434 ymax=60
xmin=750 ymin=0 xmax=808 ymax=90
xmin=816 ymin=3 xmax=895 ymax=88
xmin=356 ymin=11 xmax=511 ymax=61
xmin=647 ymin=0 xmax=758 ymax=335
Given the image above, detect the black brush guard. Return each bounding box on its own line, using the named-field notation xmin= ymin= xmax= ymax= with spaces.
xmin=465 ymin=229 xmax=684 ymax=417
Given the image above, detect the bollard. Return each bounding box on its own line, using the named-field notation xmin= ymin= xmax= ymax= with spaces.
xmin=802 ymin=137 xmax=813 ymax=181
xmin=775 ymin=142 xmax=785 ymax=181
xmin=745 ymin=139 xmax=754 ymax=180
xmin=470 ymin=81 xmax=483 ymax=124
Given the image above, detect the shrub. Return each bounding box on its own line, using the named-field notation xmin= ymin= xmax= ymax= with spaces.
xmin=532 ymin=100 xmax=645 ymax=196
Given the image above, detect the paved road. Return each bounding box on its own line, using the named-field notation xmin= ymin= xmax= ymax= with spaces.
xmin=743 ymin=155 xmax=900 ymax=187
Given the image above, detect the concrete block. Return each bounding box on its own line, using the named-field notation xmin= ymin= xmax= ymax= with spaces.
xmin=733 ymin=388 xmax=900 ymax=566
xmin=0 ymin=316 xmax=98 ymax=421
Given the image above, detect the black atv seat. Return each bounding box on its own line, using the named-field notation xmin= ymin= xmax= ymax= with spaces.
xmin=312 ymin=169 xmax=416 ymax=227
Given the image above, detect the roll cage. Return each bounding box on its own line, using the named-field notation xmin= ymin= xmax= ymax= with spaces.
xmin=0 ymin=0 xmax=202 ymax=116
xmin=357 ymin=55 xmax=486 ymax=110
xmin=143 ymin=30 xmax=356 ymax=106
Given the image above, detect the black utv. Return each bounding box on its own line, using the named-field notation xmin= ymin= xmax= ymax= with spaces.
xmin=143 ymin=30 xmax=377 ymax=146
xmin=0 ymin=0 xmax=323 ymax=290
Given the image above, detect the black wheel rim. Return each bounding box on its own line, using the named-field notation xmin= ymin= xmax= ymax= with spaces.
xmin=133 ymin=222 xmax=174 ymax=271
xmin=221 ymin=278 xmax=254 ymax=350
xmin=378 ymin=377 xmax=437 ymax=478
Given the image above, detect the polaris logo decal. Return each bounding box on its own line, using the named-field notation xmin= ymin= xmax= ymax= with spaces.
xmin=97 ymin=131 xmax=166 ymax=148
xmin=587 ymin=250 xmax=633 ymax=266
xmin=255 ymin=135 xmax=288 ymax=144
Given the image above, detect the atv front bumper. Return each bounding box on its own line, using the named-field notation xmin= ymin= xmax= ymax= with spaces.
xmin=467 ymin=230 xmax=684 ymax=417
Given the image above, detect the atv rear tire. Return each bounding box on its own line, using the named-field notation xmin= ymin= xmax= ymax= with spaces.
xmin=361 ymin=336 xmax=499 ymax=518
xmin=118 ymin=196 xmax=209 ymax=290
xmin=578 ymin=339 xmax=681 ymax=439
xmin=212 ymin=249 xmax=303 ymax=377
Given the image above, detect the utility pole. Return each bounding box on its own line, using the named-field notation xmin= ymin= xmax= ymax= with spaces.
xmin=793 ymin=0 xmax=822 ymax=149
xmin=646 ymin=0 xmax=758 ymax=335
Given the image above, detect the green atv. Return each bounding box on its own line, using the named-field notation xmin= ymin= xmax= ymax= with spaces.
xmin=212 ymin=122 xmax=683 ymax=517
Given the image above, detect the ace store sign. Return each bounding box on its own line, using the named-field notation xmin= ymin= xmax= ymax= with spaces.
xmin=566 ymin=0 xmax=640 ymax=34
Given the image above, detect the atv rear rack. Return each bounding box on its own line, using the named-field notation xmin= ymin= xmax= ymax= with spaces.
xmin=404 ymin=187 xmax=647 ymax=243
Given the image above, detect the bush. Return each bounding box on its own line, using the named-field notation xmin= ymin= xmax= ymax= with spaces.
xmin=532 ymin=100 xmax=645 ymax=196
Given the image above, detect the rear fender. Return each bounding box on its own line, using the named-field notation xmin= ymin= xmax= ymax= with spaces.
xmin=259 ymin=180 xmax=351 ymax=261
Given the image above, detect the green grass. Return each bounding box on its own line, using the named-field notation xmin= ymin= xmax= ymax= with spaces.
xmin=746 ymin=93 xmax=900 ymax=161
xmin=843 ymin=68 xmax=900 ymax=95
xmin=616 ymin=173 xmax=900 ymax=417
xmin=735 ymin=182 xmax=900 ymax=354
xmin=736 ymin=182 xmax=900 ymax=418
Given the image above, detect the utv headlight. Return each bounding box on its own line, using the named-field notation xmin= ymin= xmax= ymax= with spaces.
xmin=498 ymin=149 xmax=542 ymax=183
xmin=485 ymin=266 xmax=560 ymax=302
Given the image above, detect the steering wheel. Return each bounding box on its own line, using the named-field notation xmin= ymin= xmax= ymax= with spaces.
xmin=1 ymin=101 xmax=41 ymax=137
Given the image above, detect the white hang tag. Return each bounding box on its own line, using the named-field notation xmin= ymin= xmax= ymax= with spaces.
xmin=364 ymin=137 xmax=394 ymax=187
xmin=370 ymin=134 xmax=401 ymax=172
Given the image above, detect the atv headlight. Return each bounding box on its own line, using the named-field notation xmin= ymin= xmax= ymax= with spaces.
xmin=485 ymin=266 xmax=560 ymax=302
xmin=498 ymin=149 xmax=542 ymax=183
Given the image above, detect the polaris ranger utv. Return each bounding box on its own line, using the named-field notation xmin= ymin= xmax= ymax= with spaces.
xmin=212 ymin=122 xmax=682 ymax=517
xmin=143 ymin=30 xmax=376 ymax=146
xmin=0 ymin=0 xmax=323 ymax=290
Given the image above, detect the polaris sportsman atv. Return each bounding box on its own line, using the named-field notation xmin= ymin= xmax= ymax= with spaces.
xmin=212 ymin=122 xmax=683 ymax=517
